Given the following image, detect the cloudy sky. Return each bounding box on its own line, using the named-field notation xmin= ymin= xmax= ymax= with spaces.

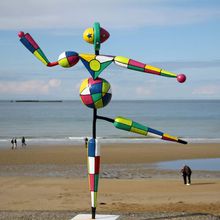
xmin=0 ymin=0 xmax=220 ymax=100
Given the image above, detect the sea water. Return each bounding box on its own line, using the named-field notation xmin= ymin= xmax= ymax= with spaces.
xmin=157 ymin=158 xmax=220 ymax=171
xmin=0 ymin=100 xmax=220 ymax=146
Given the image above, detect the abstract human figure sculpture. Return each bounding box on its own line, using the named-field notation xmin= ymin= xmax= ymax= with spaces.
xmin=18 ymin=22 xmax=187 ymax=219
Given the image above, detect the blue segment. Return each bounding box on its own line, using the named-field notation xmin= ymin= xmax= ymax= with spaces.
xmin=88 ymin=138 xmax=96 ymax=157
xmin=80 ymin=57 xmax=95 ymax=78
xmin=102 ymin=93 xmax=112 ymax=106
xmin=20 ymin=37 xmax=35 ymax=53
xmin=66 ymin=51 xmax=78 ymax=57
xmin=148 ymin=127 xmax=163 ymax=136
xmin=87 ymin=103 xmax=95 ymax=109
xmin=90 ymin=82 xmax=102 ymax=94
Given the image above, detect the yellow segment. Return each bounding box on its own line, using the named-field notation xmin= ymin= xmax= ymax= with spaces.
xmin=83 ymin=27 xmax=94 ymax=44
xmin=95 ymin=99 xmax=103 ymax=109
xmin=115 ymin=117 xmax=132 ymax=126
xmin=58 ymin=57 xmax=70 ymax=68
xmin=90 ymin=59 xmax=101 ymax=71
xmin=80 ymin=54 xmax=96 ymax=62
xmin=102 ymin=81 xmax=110 ymax=93
xmin=34 ymin=50 xmax=48 ymax=65
xmin=145 ymin=65 xmax=161 ymax=73
xmin=131 ymin=127 xmax=147 ymax=136
xmin=79 ymin=78 xmax=88 ymax=93
xmin=161 ymin=69 xmax=177 ymax=77
xmin=163 ymin=133 xmax=178 ymax=141
xmin=114 ymin=56 xmax=129 ymax=65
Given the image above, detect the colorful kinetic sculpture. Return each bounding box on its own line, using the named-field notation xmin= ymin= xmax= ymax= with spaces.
xmin=18 ymin=22 xmax=187 ymax=219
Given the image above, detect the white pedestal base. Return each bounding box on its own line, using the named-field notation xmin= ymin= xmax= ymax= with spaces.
xmin=71 ymin=214 xmax=120 ymax=220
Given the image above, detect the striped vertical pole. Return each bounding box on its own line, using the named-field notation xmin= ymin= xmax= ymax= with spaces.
xmin=88 ymin=138 xmax=100 ymax=219
xmin=88 ymin=22 xmax=101 ymax=219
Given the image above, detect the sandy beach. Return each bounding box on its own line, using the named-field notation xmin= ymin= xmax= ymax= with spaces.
xmin=0 ymin=142 xmax=220 ymax=219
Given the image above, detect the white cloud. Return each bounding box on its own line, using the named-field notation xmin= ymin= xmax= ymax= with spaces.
xmin=48 ymin=79 xmax=61 ymax=87
xmin=135 ymin=86 xmax=153 ymax=97
xmin=0 ymin=0 xmax=220 ymax=30
xmin=192 ymin=85 xmax=220 ymax=96
xmin=0 ymin=79 xmax=61 ymax=94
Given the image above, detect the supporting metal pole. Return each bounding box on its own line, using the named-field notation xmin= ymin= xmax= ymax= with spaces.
xmin=93 ymin=109 xmax=97 ymax=139
xmin=90 ymin=46 xmax=100 ymax=219
xmin=91 ymin=108 xmax=97 ymax=219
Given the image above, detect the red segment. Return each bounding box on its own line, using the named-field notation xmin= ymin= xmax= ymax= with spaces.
xmin=162 ymin=136 xmax=176 ymax=142
xmin=100 ymin=28 xmax=110 ymax=43
xmin=88 ymin=78 xmax=102 ymax=86
xmin=129 ymin=59 xmax=145 ymax=68
xmin=47 ymin=61 xmax=59 ymax=67
xmin=80 ymin=94 xmax=93 ymax=105
xmin=95 ymin=156 xmax=100 ymax=174
xmin=89 ymin=174 xmax=95 ymax=191
xmin=67 ymin=55 xmax=79 ymax=66
xmin=144 ymin=68 xmax=160 ymax=75
xmin=25 ymin=33 xmax=39 ymax=50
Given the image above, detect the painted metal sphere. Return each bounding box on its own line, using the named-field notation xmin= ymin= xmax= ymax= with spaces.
xmin=18 ymin=31 xmax=25 ymax=38
xmin=58 ymin=51 xmax=79 ymax=68
xmin=83 ymin=27 xmax=110 ymax=44
xmin=177 ymin=74 xmax=186 ymax=83
xmin=80 ymin=77 xmax=112 ymax=109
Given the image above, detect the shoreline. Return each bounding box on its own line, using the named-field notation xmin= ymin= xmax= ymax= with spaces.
xmin=1 ymin=137 xmax=220 ymax=149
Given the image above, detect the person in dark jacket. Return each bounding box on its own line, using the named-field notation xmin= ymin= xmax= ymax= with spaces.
xmin=11 ymin=138 xmax=14 ymax=149
xmin=14 ymin=138 xmax=17 ymax=149
xmin=84 ymin=137 xmax=88 ymax=148
xmin=181 ymin=165 xmax=192 ymax=185
xmin=22 ymin=136 xmax=26 ymax=147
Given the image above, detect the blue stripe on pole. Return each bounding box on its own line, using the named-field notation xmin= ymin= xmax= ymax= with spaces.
xmin=88 ymin=138 xmax=96 ymax=157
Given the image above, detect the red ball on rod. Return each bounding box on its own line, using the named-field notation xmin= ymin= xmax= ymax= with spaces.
xmin=177 ymin=74 xmax=186 ymax=83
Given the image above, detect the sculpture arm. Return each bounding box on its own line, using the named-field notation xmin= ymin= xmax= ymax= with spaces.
xmin=114 ymin=56 xmax=186 ymax=83
xmin=97 ymin=115 xmax=187 ymax=144
xmin=18 ymin=32 xmax=58 ymax=67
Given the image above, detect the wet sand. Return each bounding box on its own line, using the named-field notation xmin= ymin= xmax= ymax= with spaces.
xmin=1 ymin=143 xmax=220 ymax=165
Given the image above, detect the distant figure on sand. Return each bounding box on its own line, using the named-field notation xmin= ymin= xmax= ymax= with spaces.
xmin=11 ymin=138 xmax=17 ymax=150
xmin=84 ymin=137 xmax=88 ymax=148
xmin=181 ymin=165 xmax=192 ymax=185
xmin=11 ymin=138 xmax=14 ymax=149
xmin=14 ymin=138 xmax=17 ymax=149
xmin=22 ymin=136 xmax=26 ymax=147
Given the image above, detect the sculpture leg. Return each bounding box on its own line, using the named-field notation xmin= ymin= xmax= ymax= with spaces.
xmin=88 ymin=138 xmax=100 ymax=219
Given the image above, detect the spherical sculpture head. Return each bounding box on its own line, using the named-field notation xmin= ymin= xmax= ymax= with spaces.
xmin=83 ymin=27 xmax=110 ymax=44
xmin=83 ymin=27 xmax=94 ymax=44
xmin=80 ymin=77 xmax=112 ymax=109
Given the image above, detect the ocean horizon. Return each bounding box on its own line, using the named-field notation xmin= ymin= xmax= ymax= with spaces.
xmin=0 ymin=99 xmax=220 ymax=147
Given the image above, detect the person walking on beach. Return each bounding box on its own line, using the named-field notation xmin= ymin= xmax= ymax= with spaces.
xmin=11 ymin=138 xmax=14 ymax=150
xmin=181 ymin=165 xmax=192 ymax=185
xmin=21 ymin=136 xmax=26 ymax=147
xmin=14 ymin=138 xmax=17 ymax=149
xmin=84 ymin=137 xmax=88 ymax=148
